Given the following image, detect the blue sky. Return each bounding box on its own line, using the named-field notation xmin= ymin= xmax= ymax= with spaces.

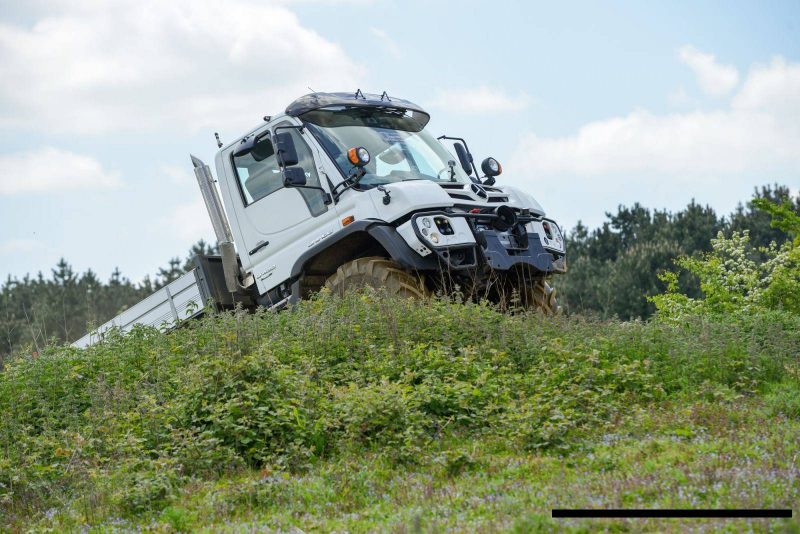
xmin=0 ymin=0 xmax=798 ymax=283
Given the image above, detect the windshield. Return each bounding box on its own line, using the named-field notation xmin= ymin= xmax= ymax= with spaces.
xmin=302 ymin=107 xmax=472 ymax=188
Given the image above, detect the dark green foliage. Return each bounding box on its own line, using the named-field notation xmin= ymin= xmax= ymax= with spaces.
xmin=729 ymin=184 xmax=800 ymax=250
xmin=1 ymin=292 xmax=797 ymax=527
xmin=560 ymin=184 xmax=798 ymax=319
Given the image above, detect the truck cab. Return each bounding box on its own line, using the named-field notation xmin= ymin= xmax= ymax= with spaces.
xmin=207 ymin=91 xmax=566 ymax=310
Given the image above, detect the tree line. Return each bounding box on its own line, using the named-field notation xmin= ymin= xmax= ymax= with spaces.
xmin=1 ymin=184 xmax=797 ymax=360
xmin=560 ymin=184 xmax=798 ymax=318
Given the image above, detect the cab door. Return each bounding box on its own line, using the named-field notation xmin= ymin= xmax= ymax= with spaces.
xmin=228 ymin=121 xmax=339 ymax=294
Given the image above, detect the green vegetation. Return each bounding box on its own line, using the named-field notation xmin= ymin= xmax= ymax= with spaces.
xmin=1 ymin=291 xmax=798 ymax=532
xmin=653 ymin=192 xmax=800 ymax=319
xmin=561 ymin=184 xmax=799 ymax=318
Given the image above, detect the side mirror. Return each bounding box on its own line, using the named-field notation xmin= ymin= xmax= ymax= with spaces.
xmin=283 ymin=167 xmax=307 ymax=187
xmin=275 ymin=132 xmax=299 ymax=167
xmin=453 ymin=143 xmax=473 ymax=175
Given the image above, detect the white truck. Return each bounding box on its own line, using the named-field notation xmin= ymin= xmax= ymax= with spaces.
xmin=74 ymin=91 xmax=566 ymax=348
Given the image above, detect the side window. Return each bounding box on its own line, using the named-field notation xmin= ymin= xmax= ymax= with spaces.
xmin=233 ymin=136 xmax=282 ymax=205
xmin=283 ymin=126 xmax=327 ymax=217
xmin=232 ymin=124 xmax=327 ymax=217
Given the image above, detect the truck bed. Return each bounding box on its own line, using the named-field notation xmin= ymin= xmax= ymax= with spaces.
xmin=72 ymin=268 xmax=209 ymax=348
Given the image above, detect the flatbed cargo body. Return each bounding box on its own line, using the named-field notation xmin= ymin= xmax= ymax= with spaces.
xmin=72 ymin=256 xmax=238 ymax=348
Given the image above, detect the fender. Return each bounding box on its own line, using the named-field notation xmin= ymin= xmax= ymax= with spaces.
xmin=366 ymin=224 xmax=438 ymax=271
xmin=288 ymin=220 xmax=438 ymax=301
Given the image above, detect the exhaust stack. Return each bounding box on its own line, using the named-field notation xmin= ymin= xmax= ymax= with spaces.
xmin=191 ymin=154 xmax=243 ymax=294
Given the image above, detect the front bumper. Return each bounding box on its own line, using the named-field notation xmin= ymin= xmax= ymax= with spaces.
xmin=478 ymin=229 xmax=567 ymax=273
xmin=397 ymin=210 xmax=567 ymax=275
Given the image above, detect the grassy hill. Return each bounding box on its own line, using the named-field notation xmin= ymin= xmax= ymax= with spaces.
xmin=1 ymin=292 xmax=798 ymax=532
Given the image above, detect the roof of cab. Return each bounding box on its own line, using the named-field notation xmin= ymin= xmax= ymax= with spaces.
xmin=285 ymin=91 xmax=430 ymax=127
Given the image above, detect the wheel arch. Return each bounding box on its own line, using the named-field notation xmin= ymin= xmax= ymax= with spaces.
xmin=289 ymin=221 xmax=436 ymax=300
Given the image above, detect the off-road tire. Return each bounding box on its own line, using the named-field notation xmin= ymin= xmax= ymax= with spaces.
xmin=523 ymin=280 xmax=560 ymax=314
xmin=325 ymin=257 xmax=428 ymax=299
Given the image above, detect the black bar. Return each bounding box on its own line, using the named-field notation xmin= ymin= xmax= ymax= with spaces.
xmin=552 ymin=509 xmax=792 ymax=518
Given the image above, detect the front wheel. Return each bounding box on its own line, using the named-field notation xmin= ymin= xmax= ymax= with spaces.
xmin=522 ymin=280 xmax=560 ymax=314
xmin=325 ymin=257 xmax=428 ymax=299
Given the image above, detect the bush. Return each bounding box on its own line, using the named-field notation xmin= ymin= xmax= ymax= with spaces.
xmin=653 ymin=196 xmax=800 ymax=319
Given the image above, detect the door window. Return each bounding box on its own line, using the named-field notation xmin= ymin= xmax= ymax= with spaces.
xmin=232 ymin=125 xmax=328 ymax=217
xmin=234 ymin=137 xmax=282 ymax=205
xmin=281 ymin=125 xmax=327 ymax=217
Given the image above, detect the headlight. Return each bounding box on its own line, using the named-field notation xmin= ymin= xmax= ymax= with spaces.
xmin=412 ymin=214 xmax=477 ymax=248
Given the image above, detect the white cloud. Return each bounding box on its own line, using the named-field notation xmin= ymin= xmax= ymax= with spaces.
xmin=508 ymin=55 xmax=800 ymax=226
xmin=512 ymin=109 xmax=797 ymax=177
xmin=369 ymin=27 xmax=402 ymax=59
xmin=667 ymin=86 xmax=693 ymax=107
xmin=679 ymin=45 xmax=740 ymax=97
xmin=0 ymin=147 xmax=121 ymax=194
xmin=0 ymin=0 xmax=363 ymax=135
xmin=430 ymin=86 xmax=531 ymax=114
xmin=161 ymin=199 xmax=215 ymax=242
xmin=161 ymin=164 xmax=194 ymax=185
xmin=732 ymin=56 xmax=800 ymax=118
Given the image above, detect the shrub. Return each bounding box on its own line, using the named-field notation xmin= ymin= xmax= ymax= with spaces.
xmin=652 ymin=196 xmax=800 ymax=319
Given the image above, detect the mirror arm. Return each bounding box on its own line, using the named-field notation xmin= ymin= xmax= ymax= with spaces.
xmin=331 ymin=177 xmax=357 ymax=203
xmin=331 ymin=181 xmax=350 ymax=202
xmin=331 ymin=167 xmax=367 ymax=202
xmin=437 ymin=134 xmax=482 ymax=183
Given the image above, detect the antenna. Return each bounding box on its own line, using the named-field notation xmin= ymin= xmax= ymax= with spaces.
xmin=380 ymin=91 xmax=391 ymax=102
xmin=354 ymin=88 xmax=365 ymax=100
xmin=214 ymin=132 xmax=223 ymax=148
xmin=307 ymin=86 xmax=317 ymax=93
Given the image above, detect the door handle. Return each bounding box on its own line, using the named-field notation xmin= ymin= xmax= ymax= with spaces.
xmin=248 ymin=241 xmax=269 ymax=255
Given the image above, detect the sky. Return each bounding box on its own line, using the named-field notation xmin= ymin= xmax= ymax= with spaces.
xmin=0 ymin=0 xmax=798 ymax=283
